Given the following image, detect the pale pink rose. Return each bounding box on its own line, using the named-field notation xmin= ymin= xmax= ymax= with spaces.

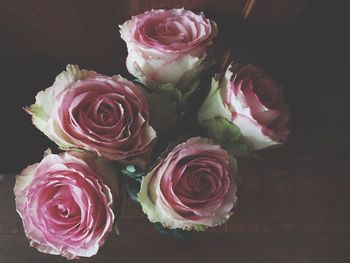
xmin=120 ymin=8 xmax=218 ymax=98
xmin=26 ymin=65 xmax=156 ymax=161
xmin=14 ymin=151 xmax=118 ymax=259
xmin=138 ymin=137 xmax=237 ymax=230
xmin=198 ymin=63 xmax=291 ymax=150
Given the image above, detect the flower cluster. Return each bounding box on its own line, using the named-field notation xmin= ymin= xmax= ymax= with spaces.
xmin=16 ymin=8 xmax=290 ymax=259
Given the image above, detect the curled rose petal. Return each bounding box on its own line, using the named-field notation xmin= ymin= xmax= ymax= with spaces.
xmin=198 ymin=62 xmax=291 ymax=151
xmin=14 ymin=151 xmax=118 ymax=259
xmin=138 ymin=137 xmax=237 ymax=230
xmin=120 ymin=8 xmax=218 ymax=99
xmin=26 ymin=65 xmax=156 ymax=161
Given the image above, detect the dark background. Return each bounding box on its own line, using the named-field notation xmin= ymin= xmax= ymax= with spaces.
xmin=1 ymin=1 xmax=350 ymax=262
xmin=0 ymin=0 xmax=349 ymax=173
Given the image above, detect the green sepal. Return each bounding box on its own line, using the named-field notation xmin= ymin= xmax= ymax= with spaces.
xmin=121 ymin=165 xmax=145 ymax=182
xmin=153 ymin=223 xmax=193 ymax=240
xmin=27 ymin=104 xmax=47 ymax=120
xmin=192 ymin=224 xmax=207 ymax=231
xmin=204 ymin=116 xmax=253 ymax=156
xmin=205 ymin=116 xmax=241 ymax=144
xmin=126 ymin=179 xmax=141 ymax=203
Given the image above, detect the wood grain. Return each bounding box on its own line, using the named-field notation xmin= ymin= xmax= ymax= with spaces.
xmin=1 ymin=139 xmax=350 ymax=262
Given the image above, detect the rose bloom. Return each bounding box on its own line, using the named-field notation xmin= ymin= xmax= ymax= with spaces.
xmin=120 ymin=8 xmax=218 ymax=98
xmin=14 ymin=151 xmax=118 ymax=259
xmin=26 ymin=64 xmax=156 ymax=161
xmin=138 ymin=137 xmax=237 ymax=230
xmin=198 ymin=63 xmax=291 ymax=150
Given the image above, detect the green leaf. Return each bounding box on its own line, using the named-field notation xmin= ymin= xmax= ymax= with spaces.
xmin=153 ymin=223 xmax=193 ymax=240
xmin=126 ymin=179 xmax=141 ymax=203
xmin=121 ymin=165 xmax=144 ymax=202
xmin=204 ymin=116 xmax=252 ymax=156
xmin=121 ymin=165 xmax=145 ymax=182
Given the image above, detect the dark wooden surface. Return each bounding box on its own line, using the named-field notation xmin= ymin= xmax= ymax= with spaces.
xmin=1 ymin=0 xmax=350 ymax=262
xmin=1 ymin=135 xmax=350 ymax=262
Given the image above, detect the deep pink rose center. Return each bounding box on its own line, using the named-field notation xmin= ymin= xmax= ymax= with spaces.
xmin=161 ymin=153 xmax=230 ymax=218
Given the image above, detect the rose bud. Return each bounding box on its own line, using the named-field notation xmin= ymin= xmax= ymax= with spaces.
xmin=26 ymin=65 xmax=156 ymax=161
xmin=198 ymin=63 xmax=291 ymax=151
xmin=120 ymin=8 xmax=218 ymax=99
xmin=138 ymin=137 xmax=237 ymax=230
xmin=14 ymin=151 xmax=118 ymax=259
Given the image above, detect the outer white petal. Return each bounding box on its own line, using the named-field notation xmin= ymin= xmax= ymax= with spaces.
xmin=15 ymin=152 xmax=116 ymax=259
xmin=14 ymin=163 xmax=38 ymax=213
xmin=138 ymin=163 xmax=189 ymax=229
xmin=138 ymin=138 xmax=238 ymax=231
xmin=139 ymin=169 xmax=202 ymax=230
xmin=199 ymin=65 xmax=281 ymax=151
xmin=27 ymin=65 xmax=97 ymax=149
xmin=119 ymin=19 xmax=132 ymax=43
xmin=53 ymin=64 xmax=99 ymax=96
xmin=137 ymin=169 xmax=159 ymax=223
xmin=232 ymin=113 xmax=278 ymax=150
xmin=123 ymin=40 xmax=210 ymax=99
xmin=14 ymin=163 xmax=62 ymax=257
xmin=126 ymin=47 xmax=207 ymax=87
xmin=220 ymin=64 xmax=256 ymax=120
xmin=198 ymin=76 xmax=232 ymax=125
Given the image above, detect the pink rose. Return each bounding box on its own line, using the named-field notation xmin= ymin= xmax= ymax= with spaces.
xmin=198 ymin=63 xmax=291 ymax=150
xmin=120 ymin=8 xmax=218 ymax=98
xmin=138 ymin=137 xmax=237 ymax=230
xmin=26 ymin=65 xmax=156 ymax=161
xmin=14 ymin=151 xmax=118 ymax=259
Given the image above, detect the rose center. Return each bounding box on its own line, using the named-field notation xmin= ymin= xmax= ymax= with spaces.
xmin=44 ymin=185 xmax=81 ymax=219
xmin=199 ymin=176 xmax=212 ymax=192
xmin=175 ymin=168 xmax=217 ymax=202
xmin=55 ymin=202 xmax=70 ymax=217
xmin=145 ymin=17 xmax=192 ymax=45
xmin=97 ymin=103 xmax=115 ymax=124
xmin=86 ymin=97 xmax=122 ymax=127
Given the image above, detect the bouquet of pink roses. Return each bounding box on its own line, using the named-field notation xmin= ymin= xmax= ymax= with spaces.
xmin=15 ymin=8 xmax=290 ymax=259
